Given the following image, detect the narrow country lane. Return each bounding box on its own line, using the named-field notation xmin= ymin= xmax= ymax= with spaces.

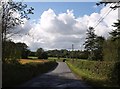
xmin=21 ymin=62 xmax=91 ymax=88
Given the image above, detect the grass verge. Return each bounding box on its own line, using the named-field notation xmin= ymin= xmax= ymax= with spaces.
xmin=66 ymin=61 xmax=119 ymax=89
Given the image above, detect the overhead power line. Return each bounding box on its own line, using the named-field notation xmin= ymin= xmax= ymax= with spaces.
xmin=94 ymin=8 xmax=113 ymax=29
xmin=92 ymin=1 xmax=120 ymax=30
xmin=93 ymin=3 xmax=114 ymax=29
xmin=96 ymin=3 xmax=114 ymax=23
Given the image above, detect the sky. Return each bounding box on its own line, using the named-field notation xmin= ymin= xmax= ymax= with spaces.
xmin=9 ymin=2 xmax=118 ymax=51
xmin=24 ymin=2 xmax=103 ymax=20
xmin=14 ymin=0 xmax=101 ymax=2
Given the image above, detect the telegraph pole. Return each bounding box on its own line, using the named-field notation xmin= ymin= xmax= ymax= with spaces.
xmin=72 ymin=44 xmax=74 ymax=62
xmin=72 ymin=44 xmax=74 ymax=51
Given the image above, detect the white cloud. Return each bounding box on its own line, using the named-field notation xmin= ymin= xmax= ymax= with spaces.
xmin=11 ymin=5 xmax=118 ymax=51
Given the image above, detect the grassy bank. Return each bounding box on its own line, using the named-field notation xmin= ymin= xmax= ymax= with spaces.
xmin=66 ymin=60 xmax=119 ymax=88
xmin=3 ymin=60 xmax=58 ymax=87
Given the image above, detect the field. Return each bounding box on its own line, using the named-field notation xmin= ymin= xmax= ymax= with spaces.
xmin=48 ymin=57 xmax=76 ymax=62
xmin=19 ymin=59 xmax=49 ymax=64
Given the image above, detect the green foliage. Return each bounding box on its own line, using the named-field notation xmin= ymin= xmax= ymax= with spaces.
xmin=1 ymin=0 xmax=34 ymax=41
xmin=109 ymin=19 xmax=120 ymax=62
xmin=16 ymin=42 xmax=30 ymax=59
xmin=36 ymin=48 xmax=44 ymax=57
xmin=75 ymin=19 xmax=120 ymax=87
xmin=84 ymin=27 xmax=97 ymax=53
xmin=29 ymin=51 xmax=36 ymax=57
xmin=47 ymin=49 xmax=69 ymax=58
xmin=41 ymin=52 xmax=48 ymax=59
xmin=2 ymin=40 xmax=30 ymax=62
xmin=68 ymin=60 xmax=114 ymax=78
xmin=103 ymin=20 xmax=120 ymax=83
xmin=77 ymin=51 xmax=88 ymax=59
xmin=47 ymin=49 xmax=88 ymax=59
xmin=36 ymin=48 xmax=48 ymax=59
xmin=84 ymin=27 xmax=105 ymax=60
xmin=38 ymin=52 xmax=48 ymax=59
xmin=103 ymin=39 xmax=118 ymax=61
xmin=2 ymin=40 xmax=21 ymax=61
xmin=110 ymin=61 xmax=120 ymax=86
xmin=67 ymin=60 xmax=119 ymax=87
xmin=110 ymin=19 xmax=120 ymax=41
xmin=3 ymin=61 xmax=58 ymax=87
xmin=94 ymin=36 xmax=105 ymax=60
xmin=103 ymin=20 xmax=120 ymax=62
xmin=2 ymin=0 xmax=34 ymax=62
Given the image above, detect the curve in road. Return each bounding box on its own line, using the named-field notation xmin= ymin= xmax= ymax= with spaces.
xmin=21 ymin=62 xmax=91 ymax=88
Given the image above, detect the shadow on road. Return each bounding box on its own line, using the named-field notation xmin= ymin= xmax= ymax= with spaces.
xmin=13 ymin=62 xmax=92 ymax=89
xmin=20 ymin=72 xmax=91 ymax=89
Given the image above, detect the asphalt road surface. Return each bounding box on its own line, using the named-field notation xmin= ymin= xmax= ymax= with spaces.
xmin=21 ymin=62 xmax=91 ymax=88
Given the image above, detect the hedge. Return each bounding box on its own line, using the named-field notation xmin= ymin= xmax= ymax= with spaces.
xmin=3 ymin=61 xmax=58 ymax=87
xmin=67 ymin=60 xmax=120 ymax=87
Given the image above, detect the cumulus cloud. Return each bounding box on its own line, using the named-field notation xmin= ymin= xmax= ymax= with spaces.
xmin=11 ymin=4 xmax=118 ymax=51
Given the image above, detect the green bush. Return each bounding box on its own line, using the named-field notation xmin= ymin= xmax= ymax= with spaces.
xmin=38 ymin=52 xmax=48 ymax=59
xmin=103 ymin=40 xmax=119 ymax=61
xmin=2 ymin=61 xmax=58 ymax=87
xmin=69 ymin=60 xmax=114 ymax=77
xmin=109 ymin=61 xmax=120 ymax=86
xmin=67 ymin=60 xmax=120 ymax=87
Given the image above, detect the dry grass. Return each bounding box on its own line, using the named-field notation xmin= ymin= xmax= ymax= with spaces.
xmin=19 ymin=59 xmax=49 ymax=64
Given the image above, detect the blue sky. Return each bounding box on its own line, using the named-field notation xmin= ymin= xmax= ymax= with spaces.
xmin=24 ymin=2 xmax=103 ymax=20
xmin=15 ymin=0 xmax=101 ymax=2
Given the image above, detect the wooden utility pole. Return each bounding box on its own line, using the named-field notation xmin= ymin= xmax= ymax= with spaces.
xmin=72 ymin=44 xmax=74 ymax=62
xmin=72 ymin=44 xmax=74 ymax=51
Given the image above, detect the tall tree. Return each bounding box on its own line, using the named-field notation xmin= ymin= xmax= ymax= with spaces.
xmin=110 ymin=20 xmax=120 ymax=41
xmin=2 ymin=41 xmax=29 ymax=61
xmin=36 ymin=48 xmax=44 ymax=59
xmin=3 ymin=40 xmax=21 ymax=61
xmin=1 ymin=0 xmax=34 ymax=62
xmin=36 ymin=48 xmax=48 ymax=59
xmin=1 ymin=0 xmax=34 ymax=41
xmin=94 ymin=36 xmax=105 ymax=60
xmin=109 ymin=19 xmax=120 ymax=61
xmin=16 ymin=42 xmax=30 ymax=59
xmin=109 ymin=19 xmax=120 ymax=86
xmin=83 ymin=27 xmax=97 ymax=60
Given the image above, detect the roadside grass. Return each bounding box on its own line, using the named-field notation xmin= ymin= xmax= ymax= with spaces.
xmin=3 ymin=59 xmax=58 ymax=87
xmin=66 ymin=61 xmax=119 ymax=89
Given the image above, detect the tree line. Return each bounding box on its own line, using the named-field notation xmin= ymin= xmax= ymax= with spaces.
xmin=29 ymin=48 xmax=88 ymax=60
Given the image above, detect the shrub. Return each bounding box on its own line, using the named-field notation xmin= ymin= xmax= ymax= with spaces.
xmin=2 ymin=61 xmax=58 ymax=87
xmin=109 ymin=61 xmax=120 ymax=86
xmin=67 ymin=60 xmax=119 ymax=86
xmin=38 ymin=52 xmax=48 ymax=59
